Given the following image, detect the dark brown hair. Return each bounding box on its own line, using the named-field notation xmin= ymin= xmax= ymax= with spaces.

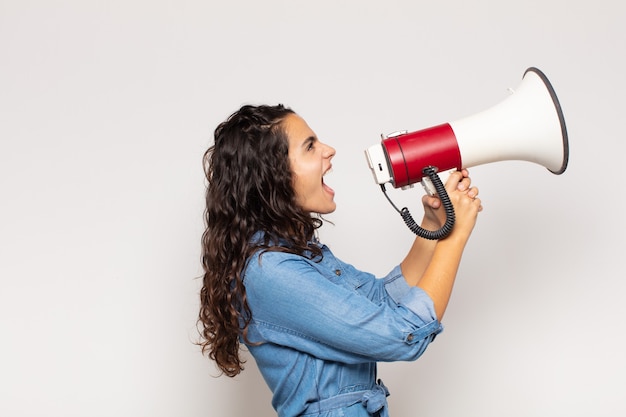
xmin=198 ymin=104 xmax=323 ymax=376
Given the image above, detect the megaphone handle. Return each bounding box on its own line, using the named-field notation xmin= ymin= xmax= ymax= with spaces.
xmin=421 ymin=168 xmax=456 ymax=196
xmin=399 ymin=166 xmax=456 ymax=240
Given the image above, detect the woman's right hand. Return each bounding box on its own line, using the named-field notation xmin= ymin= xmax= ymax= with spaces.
xmin=421 ymin=169 xmax=482 ymax=241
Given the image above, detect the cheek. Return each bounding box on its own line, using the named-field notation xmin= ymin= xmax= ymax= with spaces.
xmin=291 ymin=161 xmax=315 ymax=186
xmin=291 ymin=172 xmax=321 ymax=207
xmin=293 ymin=174 xmax=315 ymax=197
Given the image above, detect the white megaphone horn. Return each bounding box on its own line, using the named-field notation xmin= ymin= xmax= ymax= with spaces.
xmin=365 ymin=67 xmax=569 ymax=239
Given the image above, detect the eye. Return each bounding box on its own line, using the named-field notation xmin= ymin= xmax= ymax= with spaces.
xmin=305 ymin=137 xmax=316 ymax=151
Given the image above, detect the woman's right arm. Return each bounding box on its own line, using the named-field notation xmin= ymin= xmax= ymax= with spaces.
xmin=243 ymin=252 xmax=442 ymax=364
xmin=400 ymin=169 xmax=482 ymax=321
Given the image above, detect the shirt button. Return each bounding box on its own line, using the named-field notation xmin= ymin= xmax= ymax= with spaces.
xmin=407 ymin=334 xmax=414 ymax=342
xmin=335 ymin=269 xmax=342 ymax=276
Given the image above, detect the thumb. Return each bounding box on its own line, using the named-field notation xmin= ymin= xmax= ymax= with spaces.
xmin=422 ymin=194 xmax=441 ymax=209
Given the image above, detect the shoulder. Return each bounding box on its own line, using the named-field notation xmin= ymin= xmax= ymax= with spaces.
xmin=244 ymin=248 xmax=316 ymax=282
xmin=246 ymin=232 xmax=325 ymax=272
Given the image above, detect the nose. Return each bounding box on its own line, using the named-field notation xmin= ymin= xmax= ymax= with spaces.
xmin=323 ymin=142 xmax=336 ymax=159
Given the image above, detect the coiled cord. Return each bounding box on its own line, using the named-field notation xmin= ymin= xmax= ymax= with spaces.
xmin=381 ymin=166 xmax=455 ymax=240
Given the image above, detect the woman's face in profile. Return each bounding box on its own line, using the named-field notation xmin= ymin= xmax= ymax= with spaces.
xmin=284 ymin=113 xmax=337 ymax=215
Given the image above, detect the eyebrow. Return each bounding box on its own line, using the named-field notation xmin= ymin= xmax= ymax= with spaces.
xmin=301 ymin=136 xmax=317 ymax=148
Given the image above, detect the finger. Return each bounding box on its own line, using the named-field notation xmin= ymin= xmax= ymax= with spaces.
xmin=422 ymin=194 xmax=441 ymax=209
xmin=445 ymin=170 xmax=464 ymax=192
xmin=467 ymin=186 xmax=479 ymax=199
xmin=474 ymin=197 xmax=483 ymax=212
xmin=457 ymin=177 xmax=472 ymax=192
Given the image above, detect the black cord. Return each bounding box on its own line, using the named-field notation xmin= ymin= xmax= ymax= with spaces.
xmin=381 ymin=166 xmax=455 ymax=240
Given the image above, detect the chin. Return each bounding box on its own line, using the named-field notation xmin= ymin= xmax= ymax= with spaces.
xmin=307 ymin=205 xmax=336 ymax=215
xmin=301 ymin=196 xmax=336 ymax=215
xmin=319 ymin=204 xmax=337 ymax=215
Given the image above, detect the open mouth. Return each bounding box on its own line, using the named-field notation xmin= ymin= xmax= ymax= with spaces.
xmin=322 ymin=167 xmax=335 ymax=196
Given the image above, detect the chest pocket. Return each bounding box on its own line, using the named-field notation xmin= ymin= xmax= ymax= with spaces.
xmin=313 ymin=261 xmax=365 ymax=292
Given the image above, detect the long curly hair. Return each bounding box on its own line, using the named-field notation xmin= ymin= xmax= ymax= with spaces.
xmin=198 ymin=104 xmax=323 ymax=376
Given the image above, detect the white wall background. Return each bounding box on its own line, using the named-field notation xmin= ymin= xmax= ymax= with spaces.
xmin=1 ymin=1 xmax=624 ymax=416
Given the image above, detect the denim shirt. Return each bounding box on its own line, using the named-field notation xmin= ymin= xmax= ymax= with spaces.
xmin=242 ymin=240 xmax=443 ymax=417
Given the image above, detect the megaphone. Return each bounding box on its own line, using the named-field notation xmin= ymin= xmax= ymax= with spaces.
xmin=365 ymin=67 xmax=569 ymax=239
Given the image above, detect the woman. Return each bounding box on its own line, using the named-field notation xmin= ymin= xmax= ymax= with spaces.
xmin=198 ymin=104 xmax=482 ymax=416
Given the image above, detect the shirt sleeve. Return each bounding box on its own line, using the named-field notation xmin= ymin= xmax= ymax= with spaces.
xmin=242 ymin=250 xmax=443 ymax=365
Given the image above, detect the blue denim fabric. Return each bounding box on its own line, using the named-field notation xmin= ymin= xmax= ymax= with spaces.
xmin=242 ymin=240 xmax=443 ymax=417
